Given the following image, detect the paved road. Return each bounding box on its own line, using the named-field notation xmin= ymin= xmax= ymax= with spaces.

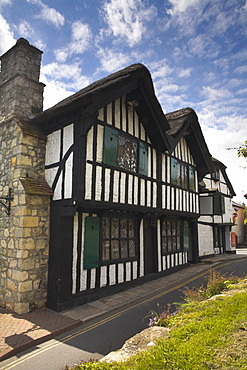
xmin=1 ymin=258 xmax=246 ymax=370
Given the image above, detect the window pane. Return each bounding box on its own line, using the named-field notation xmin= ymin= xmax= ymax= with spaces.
xmin=128 ymin=219 xmax=135 ymax=237
xmin=172 ymin=236 xmax=177 ymax=250
xmin=118 ymin=135 xmax=137 ymax=172
xmin=167 ymin=222 xmax=171 ymax=235
xmin=162 ymin=221 xmax=167 ymax=236
xmin=120 ymin=219 xmax=128 ymax=237
xmin=102 ymin=241 xmax=110 ymax=260
xmin=162 ymin=238 xmax=167 ymax=253
xmin=102 ymin=217 xmax=110 ymax=238
xmin=111 ymin=218 xmax=119 ymax=238
xmin=181 ymin=164 xmax=188 ymax=188
xmin=120 ymin=240 xmax=128 ymax=258
xmin=168 ymin=237 xmax=172 ymax=252
xmin=111 ymin=240 xmax=120 ymax=259
xmin=129 ymin=239 xmax=136 ymax=257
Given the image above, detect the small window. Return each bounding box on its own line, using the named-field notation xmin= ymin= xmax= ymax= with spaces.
xmin=162 ymin=219 xmax=182 ymax=254
xmin=102 ymin=216 xmax=137 ymax=261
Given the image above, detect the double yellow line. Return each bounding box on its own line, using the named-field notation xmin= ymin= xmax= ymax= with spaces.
xmin=0 ymin=260 xmax=239 ymax=370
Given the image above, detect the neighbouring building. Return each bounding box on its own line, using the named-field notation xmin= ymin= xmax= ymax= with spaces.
xmin=232 ymin=202 xmax=245 ymax=244
xmin=198 ymin=159 xmax=235 ymax=256
xmin=0 ymin=38 xmax=236 ymax=314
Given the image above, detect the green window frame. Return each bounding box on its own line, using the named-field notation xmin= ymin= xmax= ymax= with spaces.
xmin=170 ymin=158 xmax=196 ymax=191
xmin=103 ymin=126 xmax=118 ymax=167
xmin=170 ymin=158 xmax=179 ymax=185
xmin=138 ymin=142 xmax=148 ymax=176
xmin=188 ymin=165 xmax=195 ymax=191
xmin=103 ymin=126 xmax=148 ymax=176
xmin=83 ymin=217 xmax=100 ymax=269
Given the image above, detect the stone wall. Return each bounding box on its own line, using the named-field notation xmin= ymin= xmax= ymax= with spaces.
xmin=0 ymin=39 xmax=51 ymax=314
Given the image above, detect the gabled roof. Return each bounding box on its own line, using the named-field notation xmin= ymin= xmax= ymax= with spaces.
xmin=212 ymin=158 xmax=236 ymax=196
xmin=34 ymin=63 xmax=171 ymax=152
xmin=165 ymin=108 xmax=214 ymax=181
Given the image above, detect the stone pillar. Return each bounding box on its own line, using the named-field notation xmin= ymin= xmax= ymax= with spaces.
xmin=0 ymin=39 xmax=52 ymax=314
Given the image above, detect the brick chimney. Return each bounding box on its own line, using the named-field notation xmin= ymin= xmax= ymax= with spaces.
xmin=0 ymin=38 xmax=45 ymax=120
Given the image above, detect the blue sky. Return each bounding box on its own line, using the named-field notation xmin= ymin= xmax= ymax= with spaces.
xmin=1 ymin=0 xmax=247 ymax=202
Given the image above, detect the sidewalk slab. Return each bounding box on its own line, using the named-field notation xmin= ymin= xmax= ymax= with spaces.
xmin=1 ymin=253 xmax=246 ymax=362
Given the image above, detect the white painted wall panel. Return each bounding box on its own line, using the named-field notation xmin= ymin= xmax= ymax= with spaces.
xmin=100 ymin=266 xmax=107 ymax=287
xmin=64 ymin=152 xmax=73 ymax=199
xmin=86 ymin=127 xmax=94 ymax=161
xmin=109 ymin=264 xmax=116 ymax=285
xmin=153 ymin=182 xmax=157 ymax=208
xmin=90 ymin=269 xmax=96 ymax=289
xmin=45 ymin=129 xmax=60 ymax=166
xmin=53 ymin=173 xmax=62 ymax=200
xmin=63 ymin=124 xmax=74 ymax=156
xmin=133 ymin=261 xmax=138 ymax=279
xmin=96 ymin=125 xmax=104 ymax=162
xmin=120 ymin=172 xmax=126 ymax=204
xmin=140 ymin=179 xmax=145 ymax=206
xmin=85 ymin=163 xmax=93 ymax=199
xmin=95 ymin=166 xmax=102 ymax=201
xmin=113 ymin=171 xmax=120 ymax=203
xmin=104 ymin=168 xmax=111 ymax=202
xmin=118 ymin=263 xmax=124 ymax=283
xmin=128 ymin=174 xmax=133 ymax=204
xmin=126 ymin=262 xmax=131 ymax=281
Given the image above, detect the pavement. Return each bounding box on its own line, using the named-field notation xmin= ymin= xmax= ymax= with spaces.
xmin=1 ymin=251 xmax=247 ymax=362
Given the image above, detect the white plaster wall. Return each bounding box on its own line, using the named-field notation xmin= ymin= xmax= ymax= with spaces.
xmin=198 ymin=223 xmax=214 ymax=256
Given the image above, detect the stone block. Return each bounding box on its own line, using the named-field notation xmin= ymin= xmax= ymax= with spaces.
xmin=20 ymin=216 xmax=39 ymax=227
xmin=7 ymin=279 xmax=17 ymax=291
xmin=14 ymin=302 xmax=30 ymax=314
xmin=18 ymin=280 xmax=32 ymax=293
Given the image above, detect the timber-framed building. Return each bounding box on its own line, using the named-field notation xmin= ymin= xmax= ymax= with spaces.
xmin=0 ymin=39 xmax=235 ymax=313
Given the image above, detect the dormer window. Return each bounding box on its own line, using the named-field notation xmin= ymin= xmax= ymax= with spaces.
xmin=103 ymin=126 xmax=148 ymax=175
xmin=212 ymin=168 xmax=220 ymax=181
xmin=170 ymin=158 xmax=195 ymax=190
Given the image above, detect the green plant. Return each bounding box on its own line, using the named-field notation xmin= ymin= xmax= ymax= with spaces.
xmin=181 ymin=269 xmax=239 ymax=302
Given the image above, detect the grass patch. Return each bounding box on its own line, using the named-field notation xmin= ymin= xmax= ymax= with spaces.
xmin=67 ymin=277 xmax=247 ymax=370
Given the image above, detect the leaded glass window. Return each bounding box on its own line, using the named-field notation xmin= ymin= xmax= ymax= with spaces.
xmin=101 ymin=216 xmax=137 ymax=261
xmin=162 ymin=219 xmax=182 ymax=254
xmin=118 ymin=135 xmax=137 ymax=172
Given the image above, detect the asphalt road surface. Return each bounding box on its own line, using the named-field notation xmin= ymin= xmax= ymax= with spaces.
xmin=1 ymin=258 xmax=247 ymax=370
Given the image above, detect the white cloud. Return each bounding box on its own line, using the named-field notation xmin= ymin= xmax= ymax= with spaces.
xmin=177 ymin=68 xmax=192 ymax=78
xmin=96 ymin=47 xmax=131 ymax=73
xmin=0 ymin=0 xmax=11 ymax=6
xmin=55 ymin=20 xmax=92 ymax=62
xmin=18 ymin=20 xmax=33 ymax=38
xmin=41 ymin=61 xmax=90 ymax=91
xmin=166 ymin=0 xmax=201 ymax=15
xmin=38 ymin=4 xmax=65 ymax=28
xmin=102 ymin=0 xmax=156 ymax=47
xmin=201 ymin=86 xmax=233 ymax=103
xmin=198 ymin=110 xmax=247 ymax=202
xmin=234 ymin=65 xmax=247 ymax=74
xmin=26 ymin=0 xmax=65 ymax=28
xmin=0 ymin=14 xmax=15 ymax=55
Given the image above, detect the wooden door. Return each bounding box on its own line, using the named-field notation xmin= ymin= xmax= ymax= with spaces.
xmin=144 ymin=225 xmax=157 ymax=275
